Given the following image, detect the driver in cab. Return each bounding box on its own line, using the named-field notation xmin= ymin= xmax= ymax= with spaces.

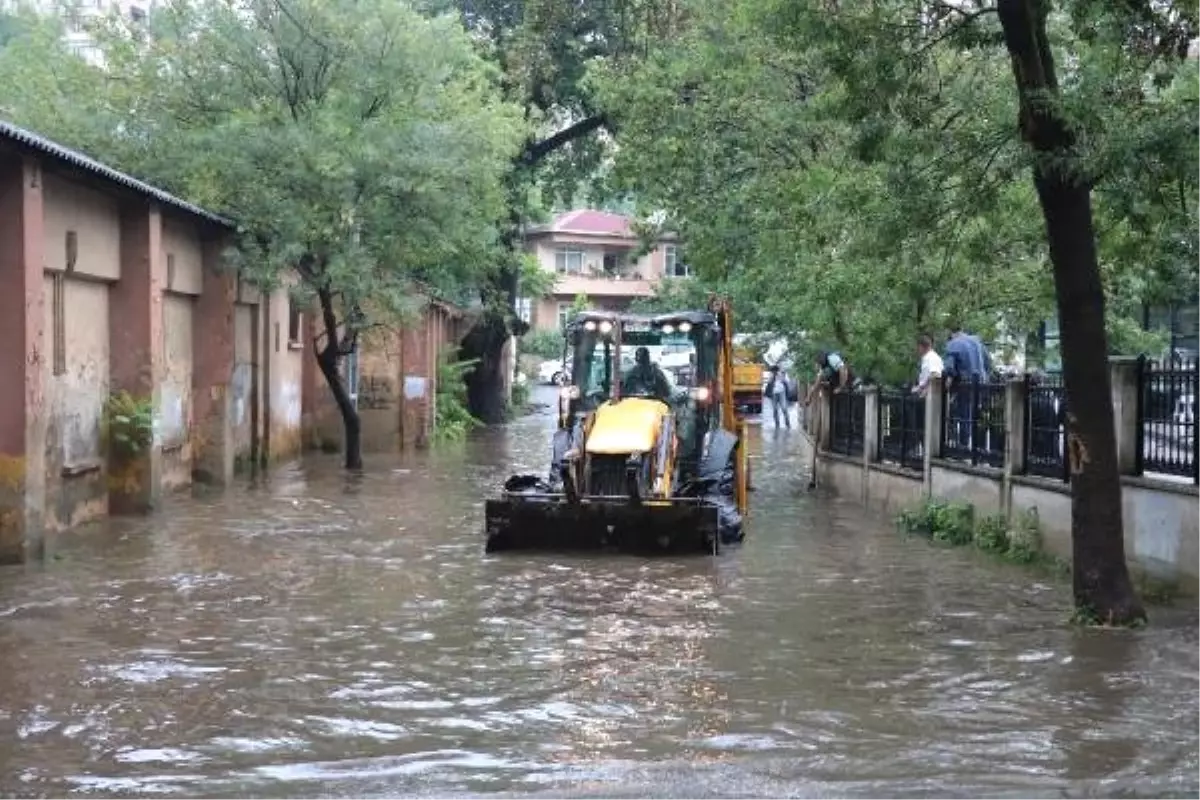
xmin=622 ymin=346 xmax=673 ymax=402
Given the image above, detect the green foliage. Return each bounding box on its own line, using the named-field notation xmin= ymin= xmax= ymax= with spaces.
xmin=510 ymin=380 xmax=531 ymax=413
xmin=101 ymin=391 xmax=155 ymax=462
xmin=0 ymin=0 xmax=525 ymax=359
xmin=520 ymin=328 xmax=563 ymax=360
xmin=897 ymin=500 xmax=1051 ymax=566
xmin=433 ymin=357 xmax=482 ymax=443
xmin=897 ymin=500 xmax=976 ymax=546
xmin=592 ymin=0 xmax=1198 ymax=382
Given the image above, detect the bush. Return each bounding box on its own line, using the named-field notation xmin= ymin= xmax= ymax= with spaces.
xmin=898 ymin=500 xmax=1048 ymax=566
xmin=519 ymin=328 xmax=564 ymax=361
xmin=973 ymin=514 xmax=1010 ymax=553
xmin=510 ymin=380 xmax=530 ymax=412
xmin=1006 ymin=507 xmax=1043 ymax=564
xmin=896 ymin=500 xmax=974 ymax=545
xmin=101 ymin=391 xmax=155 ymax=462
xmin=433 ymin=357 xmax=481 ymax=443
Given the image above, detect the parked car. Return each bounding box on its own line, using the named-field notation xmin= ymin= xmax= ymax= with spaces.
xmin=538 ymin=360 xmax=567 ymax=385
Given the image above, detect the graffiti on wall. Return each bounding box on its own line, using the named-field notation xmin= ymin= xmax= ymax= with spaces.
xmin=359 ymin=375 xmax=395 ymax=410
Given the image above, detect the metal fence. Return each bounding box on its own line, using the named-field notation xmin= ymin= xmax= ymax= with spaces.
xmin=941 ymin=379 xmax=1007 ymax=468
xmin=829 ymin=391 xmax=865 ymax=457
xmin=1024 ymin=373 xmax=1067 ymax=481
xmin=1137 ymin=356 xmax=1198 ymax=482
xmin=878 ymin=389 xmax=924 ymax=471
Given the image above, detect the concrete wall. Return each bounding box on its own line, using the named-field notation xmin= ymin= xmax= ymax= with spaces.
xmin=265 ymin=284 xmax=304 ymax=460
xmin=804 ymin=379 xmax=1200 ymax=595
xmin=303 ymin=298 xmax=471 ymax=452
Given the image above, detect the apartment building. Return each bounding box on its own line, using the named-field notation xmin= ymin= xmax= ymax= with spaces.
xmin=1 ymin=0 xmax=155 ymax=60
xmin=522 ymin=210 xmax=688 ymax=331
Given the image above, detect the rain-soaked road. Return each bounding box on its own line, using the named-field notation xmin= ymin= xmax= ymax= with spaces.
xmin=0 ymin=388 xmax=1196 ymax=798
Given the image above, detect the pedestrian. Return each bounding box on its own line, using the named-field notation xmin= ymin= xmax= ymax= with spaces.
xmin=804 ymin=350 xmax=850 ymax=407
xmin=943 ymin=323 xmax=991 ymax=447
xmin=913 ymin=333 xmax=943 ymax=397
xmin=765 ymin=364 xmax=791 ymax=429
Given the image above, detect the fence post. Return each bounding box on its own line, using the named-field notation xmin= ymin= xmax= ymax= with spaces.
xmin=1109 ymin=356 xmax=1140 ymax=476
xmin=817 ymin=386 xmax=832 ymax=451
xmin=923 ymin=377 xmax=943 ymax=498
xmin=1003 ymin=377 xmax=1027 ymax=516
xmin=863 ymin=386 xmax=880 ymax=464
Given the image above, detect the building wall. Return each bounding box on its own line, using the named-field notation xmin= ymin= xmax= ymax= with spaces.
xmin=302 ymin=299 xmax=471 ymax=452
xmin=39 ymin=173 xmax=120 ymax=530
xmin=265 ymin=284 xmax=304 ymax=460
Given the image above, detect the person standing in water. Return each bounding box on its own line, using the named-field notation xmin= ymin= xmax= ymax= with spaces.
xmin=765 ymin=364 xmax=791 ymax=429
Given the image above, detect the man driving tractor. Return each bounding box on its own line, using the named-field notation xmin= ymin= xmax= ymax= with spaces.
xmin=623 ymin=346 xmax=673 ymax=401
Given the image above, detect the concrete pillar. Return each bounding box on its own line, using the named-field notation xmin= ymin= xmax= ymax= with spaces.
xmin=862 ymin=386 xmax=880 ymax=463
xmin=1001 ymin=377 xmax=1028 ymax=516
xmin=0 ymin=157 xmax=46 ymax=563
xmin=1004 ymin=377 xmax=1027 ymax=476
xmin=400 ymin=312 xmax=431 ymax=449
xmin=109 ymin=203 xmax=165 ymax=513
xmin=300 ymin=303 xmax=321 ymax=448
xmin=190 ymin=237 xmax=236 ymax=485
xmin=922 ymin=377 xmax=944 ymax=497
xmin=1110 ymin=356 xmax=1140 ymax=475
xmin=816 ymin=387 xmax=831 ymax=450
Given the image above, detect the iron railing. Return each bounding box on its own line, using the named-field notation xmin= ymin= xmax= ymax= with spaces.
xmin=941 ymin=378 xmax=1007 ymax=468
xmin=1137 ymin=356 xmax=1198 ymax=483
xmin=878 ymin=389 xmax=924 ymax=471
xmin=1024 ymin=374 xmax=1067 ymax=482
xmin=829 ymin=391 xmax=865 ymax=457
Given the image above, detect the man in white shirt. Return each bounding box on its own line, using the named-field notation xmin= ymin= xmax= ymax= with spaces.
xmin=913 ymin=333 xmax=943 ymax=397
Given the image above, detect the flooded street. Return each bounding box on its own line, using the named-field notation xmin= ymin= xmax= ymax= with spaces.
xmin=0 ymin=389 xmax=1196 ymax=798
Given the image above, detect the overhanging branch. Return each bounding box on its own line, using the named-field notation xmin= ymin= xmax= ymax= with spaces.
xmin=519 ymin=114 xmax=610 ymax=166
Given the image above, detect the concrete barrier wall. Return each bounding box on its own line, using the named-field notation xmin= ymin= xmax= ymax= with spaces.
xmin=802 ymin=433 xmax=1200 ymax=594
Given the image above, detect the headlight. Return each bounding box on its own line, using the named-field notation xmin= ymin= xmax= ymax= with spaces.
xmin=584 ymin=320 xmax=597 ymax=331
xmin=598 ymin=320 xmax=613 ymax=334
xmin=560 ymin=385 xmax=580 ymax=400
xmin=678 ymin=321 xmax=692 ymax=333
xmin=690 ymin=386 xmax=710 ymax=402
xmin=661 ymin=323 xmax=675 ymax=334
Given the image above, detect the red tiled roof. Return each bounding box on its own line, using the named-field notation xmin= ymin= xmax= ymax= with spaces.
xmin=553 ymin=209 xmax=633 ymax=237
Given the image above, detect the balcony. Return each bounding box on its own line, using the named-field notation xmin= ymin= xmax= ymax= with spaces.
xmin=552 ymin=272 xmax=656 ymax=298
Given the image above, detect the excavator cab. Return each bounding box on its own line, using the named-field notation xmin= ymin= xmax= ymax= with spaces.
xmin=484 ymin=298 xmax=749 ymax=554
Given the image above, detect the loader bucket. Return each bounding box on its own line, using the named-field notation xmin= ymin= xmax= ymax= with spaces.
xmin=484 ymin=495 xmax=721 ymax=555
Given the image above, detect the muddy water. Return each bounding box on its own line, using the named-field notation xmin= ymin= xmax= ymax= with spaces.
xmin=0 ymin=391 xmax=1196 ymax=798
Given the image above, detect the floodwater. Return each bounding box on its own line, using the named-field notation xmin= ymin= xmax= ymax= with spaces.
xmin=0 ymin=389 xmax=1196 ymax=799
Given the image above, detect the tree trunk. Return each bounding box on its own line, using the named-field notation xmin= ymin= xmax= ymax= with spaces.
xmin=316 ymin=288 xmax=363 ymax=470
xmin=997 ymin=0 xmax=1144 ymax=625
xmin=460 ymin=307 xmax=511 ymax=424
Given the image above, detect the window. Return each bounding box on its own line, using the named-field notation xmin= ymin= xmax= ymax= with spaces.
xmin=602 ymin=252 xmax=621 ymax=275
xmin=166 ymin=252 xmax=175 ymax=290
xmin=554 ymin=247 xmax=584 ymax=274
xmin=665 ymin=245 xmax=691 ymax=278
xmin=557 ymin=302 xmax=573 ymax=330
xmin=288 ymin=300 xmax=302 ymax=345
xmin=516 ymin=297 xmax=532 ymax=323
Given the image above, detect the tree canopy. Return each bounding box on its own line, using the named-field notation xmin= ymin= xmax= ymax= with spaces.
xmin=593 ymin=0 xmax=1197 ymax=384
xmin=0 ymin=0 xmax=526 ymax=467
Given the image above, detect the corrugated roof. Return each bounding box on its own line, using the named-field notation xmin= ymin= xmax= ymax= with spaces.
xmin=0 ymin=118 xmax=234 ymax=229
xmin=553 ymin=209 xmax=632 ymax=236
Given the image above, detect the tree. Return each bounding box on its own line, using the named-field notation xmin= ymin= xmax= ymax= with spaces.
xmin=594 ymin=0 xmax=1195 ymax=617
xmin=995 ymin=0 xmax=1145 ymax=624
xmin=0 ymin=0 xmax=525 ymax=469
xmin=448 ymin=0 xmax=682 ymax=423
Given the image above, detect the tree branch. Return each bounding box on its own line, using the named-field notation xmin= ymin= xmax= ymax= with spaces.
xmin=519 ymin=114 xmax=610 ymax=166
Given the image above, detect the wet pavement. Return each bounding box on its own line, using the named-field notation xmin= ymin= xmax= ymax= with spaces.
xmin=0 ymin=387 xmax=1196 ymax=798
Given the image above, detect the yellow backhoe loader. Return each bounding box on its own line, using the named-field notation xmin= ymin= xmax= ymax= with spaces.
xmin=484 ymin=297 xmax=750 ymax=554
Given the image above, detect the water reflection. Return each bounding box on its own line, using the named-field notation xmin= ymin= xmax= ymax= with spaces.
xmin=0 ymin=388 xmax=1193 ymax=798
